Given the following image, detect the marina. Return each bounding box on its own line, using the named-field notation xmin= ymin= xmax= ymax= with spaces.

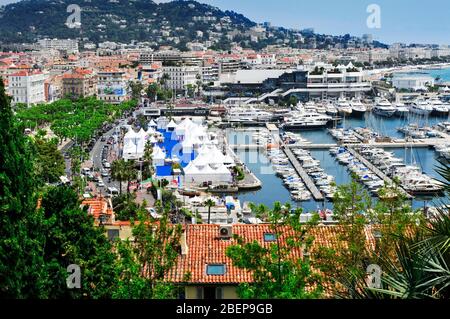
xmin=227 ymin=107 xmax=450 ymax=211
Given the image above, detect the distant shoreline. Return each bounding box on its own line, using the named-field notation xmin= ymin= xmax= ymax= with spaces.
xmin=367 ymin=62 xmax=450 ymax=80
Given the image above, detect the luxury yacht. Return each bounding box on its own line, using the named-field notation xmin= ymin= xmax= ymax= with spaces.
xmin=372 ymin=99 xmax=396 ymax=117
xmin=410 ymin=99 xmax=433 ymax=116
xmin=226 ymin=107 xmax=274 ymax=123
xmin=394 ymin=102 xmax=409 ymax=116
xmin=324 ymin=101 xmax=339 ymax=116
xmin=428 ymin=97 xmax=449 ymax=116
xmin=281 ymin=111 xmax=332 ymax=130
xmin=349 ymin=99 xmax=367 ymax=117
xmin=334 ymin=98 xmax=353 ymax=115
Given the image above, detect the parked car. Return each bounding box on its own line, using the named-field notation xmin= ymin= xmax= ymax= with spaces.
xmin=97 ymin=181 xmax=105 ymax=188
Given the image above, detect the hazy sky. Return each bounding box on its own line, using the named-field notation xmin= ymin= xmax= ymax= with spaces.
xmin=1 ymin=0 xmax=449 ymax=45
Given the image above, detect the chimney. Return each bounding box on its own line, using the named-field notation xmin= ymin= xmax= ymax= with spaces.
xmin=181 ymin=228 xmax=188 ymax=255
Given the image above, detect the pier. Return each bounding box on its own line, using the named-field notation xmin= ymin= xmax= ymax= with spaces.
xmin=282 ymin=146 xmax=324 ymax=201
xmin=345 ymin=147 xmax=413 ymax=199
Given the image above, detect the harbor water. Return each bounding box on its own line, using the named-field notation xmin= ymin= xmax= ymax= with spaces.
xmin=228 ymin=113 xmax=448 ymax=212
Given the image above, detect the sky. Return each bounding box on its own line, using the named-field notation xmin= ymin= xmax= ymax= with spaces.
xmin=1 ymin=0 xmax=449 ymax=45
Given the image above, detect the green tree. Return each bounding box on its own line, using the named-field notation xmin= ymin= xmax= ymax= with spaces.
xmin=226 ymin=202 xmax=323 ymax=299
xmin=314 ymin=178 xmax=373 ymax=296
xmin=0 ymin=78 xmax=46 ymax=298
xmin=146 ymin=83 xmax=159 ymax=102
xmin=129 ymin=81 xmax=144 ymax=101
xmin=111 ymin=159 xmax=127 ymax=195
xmin=33 ymin=135 xmax=66 ymax=184
xmin=39 ymin=186 xmax=118 ymax=298
xmin=113 ymin=207 xmax=182 ymax=299
xmin=204 ymin=199 xmax=215 ymax=225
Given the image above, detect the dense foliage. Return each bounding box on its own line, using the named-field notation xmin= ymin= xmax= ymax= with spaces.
xmin=16 ymin=97 xmax=136 ymax=143
xmin=0 ymin=78 xmax=181 ymax=299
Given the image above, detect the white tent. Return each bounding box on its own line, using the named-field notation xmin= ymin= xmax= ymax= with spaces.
xmin=167 ymin=120 xmax=178 ymax=131
xmin=153 ymin=146 xmax=166 ymax=166
xmin=123 ymin=140 xmax=140 ymax=160
xmin=182 ymin=138 xmax=194 ymax=153
xmin=149 ymin=119 xmax=157 ymax=128
xmin=175 ymin=118 xmax=194 ymax=136
xmin=157 ymin=117 xmax=169 ymax=130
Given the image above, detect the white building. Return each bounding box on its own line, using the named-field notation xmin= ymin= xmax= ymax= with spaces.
xmin=7 ymin=71 xmax=47 ymax=106
xmin=392 ymin=76 xmax=435 ymax=91
xmin=163 ymin=65 xmax=200 ymax=91
xmin=37 ymin=38 xmax=79 ymax=54
xmin=97 ymin=69 xmax=129 ymax=104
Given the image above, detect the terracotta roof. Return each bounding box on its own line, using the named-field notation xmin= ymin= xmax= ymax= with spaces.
xmin=168 ymin=224 xmax=377 ymax=285
xmin=81 ymin=197 xmax=113 ymax=221
xmin=9 ymin=70 xmax=42 ymax=77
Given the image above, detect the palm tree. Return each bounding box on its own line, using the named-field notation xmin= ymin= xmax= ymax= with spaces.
xmin=123 ymin=160 xmax=138 ymax=194
xmin=111 ymin=159 xmax=126 ymax=195
xmin=204 ymin=199 xmax=215 ymax=225
xmin=160 ymin=73 xmax=171 ymax=90
xmin=336 ymin=161 xmax=450 ymax=299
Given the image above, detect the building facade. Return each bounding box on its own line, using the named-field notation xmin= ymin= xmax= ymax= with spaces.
xmin=7 ymin=70 xmax=47 ymax=106
xmin=97 ymin=69 xmax=129 ymax=104
xmin=163 ymin=65 xmax=201 ymax=91
xmin=62 ymin=69 xmax=97 ymax=98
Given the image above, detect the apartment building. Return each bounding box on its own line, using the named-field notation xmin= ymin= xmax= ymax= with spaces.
xmin=62 ymin=69 xmax=97 ymax=98
xmin=7 ymin=70 xmax=47 ymax=106
xmin=37 ymin=38 xmax=79 ymax=54
xmin=97 ymin=68 xmax=129 ymax=104
xmin=163 ymin=64 xmax=201 ymax=91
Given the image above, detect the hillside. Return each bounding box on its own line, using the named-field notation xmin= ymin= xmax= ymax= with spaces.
xmin=0 ymin=0 xmax=386 ymax=50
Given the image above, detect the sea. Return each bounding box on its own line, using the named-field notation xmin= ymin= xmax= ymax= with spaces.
xmin=394 ymin=66 xmax=450 ymax=83
xmin=227 ymin=67 xmax=450 ymax=212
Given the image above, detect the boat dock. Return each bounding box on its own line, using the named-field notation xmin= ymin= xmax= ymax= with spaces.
xmin=345 ymin=147 xmax=412 ymax=199
xmin=282 ymin=146 xmax=324 ymax=201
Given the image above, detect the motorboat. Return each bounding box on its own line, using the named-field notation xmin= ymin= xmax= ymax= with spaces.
xmin=410 ymin=99 xmax=433 ymax=116
xmin=226 ymin=107 xmax=274 ymax=123
xmin=334 ymin=97 xmax=353 ymax=115
xmin=324 ymin=101 xmax=339 ymax=116
xmin=281 ymin=111 xmax=332 ymax=130
xmin=372 ymin=99 xmax=396 ymax=117
xmin=394 ymin=102 xmax=409 ymax=116
xmin=428 ymin=97 xmax=449 ymax=116
xmin=349 ymin=99 xmax=367 ymax=117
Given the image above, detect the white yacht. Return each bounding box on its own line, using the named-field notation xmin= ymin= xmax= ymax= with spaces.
xmin=394 ymin=102 xmax=409 ymax=116
xmin=349 ymin=99 xmax=367 ymax=117
xmin=428 ymin=97 xmax=449 ymax=116
xmin=324 ymin=101 xmax=339 ymax=116
xmin=372 ymin=99 xmax=396 ymax=117
xmin=334 ymin=98 xmax=353 ymax=115
xmin=281 ymin=111 xmax=332 ymax=130
xmin=226 ymin=107 xmax=274 ymax=123
xmin=410 ymin=99 xmax=433 ymax=116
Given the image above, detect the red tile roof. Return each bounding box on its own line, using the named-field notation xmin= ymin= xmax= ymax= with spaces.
xmin=168 ymin=224 xmax=377 ymax=285
xmin=81 ymin=197 xmax=114 ymax=221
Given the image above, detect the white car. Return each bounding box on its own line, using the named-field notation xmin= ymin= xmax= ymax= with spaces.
xmin=97 ymin=181 xmax=105 ymax=188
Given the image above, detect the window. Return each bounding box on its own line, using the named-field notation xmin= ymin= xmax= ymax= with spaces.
xmin=206 ymin=264 xmax=226 ymax=275
xmin=264 ymin=233 xmax=277 ymax=242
